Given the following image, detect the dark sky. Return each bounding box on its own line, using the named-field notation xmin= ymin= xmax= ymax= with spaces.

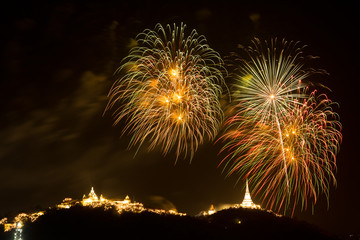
xmin=1 ymin=0 xmax=359 ymax=236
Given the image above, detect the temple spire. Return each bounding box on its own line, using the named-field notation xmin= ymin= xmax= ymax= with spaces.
xmin=240 ymin=179 xmax=261 ymax=209
xmin=89 ymin=187 xmax=98 ymax=200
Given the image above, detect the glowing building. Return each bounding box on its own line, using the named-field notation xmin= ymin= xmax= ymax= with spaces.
xmin=1 ymin=186 xmax=185 ymax=234
xmin=208 ymin=204 xmax=216 ymax=215
xmin=79 ymin=187 xmax=145 ymax=212
xmin=239 ymin=179 xmax=261 ymax=209
xmin=57 ymin=198 xmax=77 ymax=209
xmin=199 ymin=204 xmax=216 ymax=216
xmin=63 ymin=187 xmax=185 ymax=216
xmin=200 ymin=180 xmax=261 ymax=215
xmin=82 ymin=187 xmax=104 ymax=206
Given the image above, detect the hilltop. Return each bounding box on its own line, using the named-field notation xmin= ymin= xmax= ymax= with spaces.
xmin=0 ymin=205 xmax=338 ymax=240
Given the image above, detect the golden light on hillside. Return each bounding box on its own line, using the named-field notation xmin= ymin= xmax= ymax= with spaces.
xmin=1 ymin=187 xmax=186 ymax=233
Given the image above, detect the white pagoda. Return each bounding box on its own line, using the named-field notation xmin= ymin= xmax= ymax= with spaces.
xmin=239 ymin=179 xmax=261 ymax=209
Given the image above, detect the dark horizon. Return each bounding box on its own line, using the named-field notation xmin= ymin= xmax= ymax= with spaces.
xmin=0 ymin=0 xmax=358 ymax=237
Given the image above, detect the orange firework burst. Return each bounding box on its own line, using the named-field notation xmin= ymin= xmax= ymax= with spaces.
xmin=106 ymin=23 xmax=226 ymax=161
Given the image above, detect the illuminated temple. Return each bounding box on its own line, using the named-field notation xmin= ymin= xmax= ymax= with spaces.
xmin=57 ymin=187 xmax=146 ymax=213
xmin=1 ymin=187 xmax=184 ymax=234
xmin=238 ymin=179 xmax=261 ymax=209
xmin=57 ymin=187 xmax=183 ymax=216
xmin=201 ymin=180 xmax=261 ymax=216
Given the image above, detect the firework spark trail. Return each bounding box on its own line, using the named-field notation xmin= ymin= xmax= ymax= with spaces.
xmin=219 ymin=38 xmax=342 ymax=215
xmin=273 ymin=104 xmax=290 ymax=192
xmin=106 ymin=23 xmax=226 ymax=161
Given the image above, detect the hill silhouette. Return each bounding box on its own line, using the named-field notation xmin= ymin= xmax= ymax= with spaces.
xmin=0 ymin=206 xmax=339 ymax=240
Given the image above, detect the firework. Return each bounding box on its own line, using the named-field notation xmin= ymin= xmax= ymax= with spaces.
xmin=106 ymin=23 xmax=225 ymax=161
xmin=220 ymin=38 xmax=342 ymax=214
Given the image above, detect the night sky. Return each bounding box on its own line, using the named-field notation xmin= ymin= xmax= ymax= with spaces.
xmin=1 ymin=0 xmax=359 ymax=236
